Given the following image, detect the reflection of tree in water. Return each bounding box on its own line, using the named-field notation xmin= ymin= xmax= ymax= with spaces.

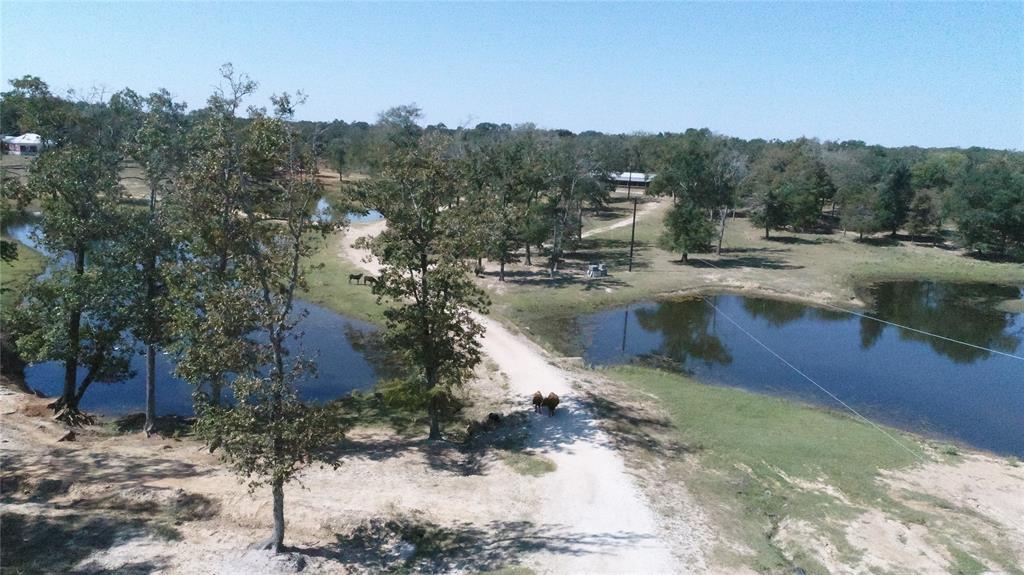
xmin=633 ymin=298 xmax=732 ymax=370
xmin=741 ymin=298 xmax=847 ymax=327
xmin=863 ymin=282 xmax=1022 ymax=363
xmin=342 ymin=324 xmax=410 ymax=380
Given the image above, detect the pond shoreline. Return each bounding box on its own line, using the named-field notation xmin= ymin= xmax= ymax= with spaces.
xmin=573 ymin=282 xmax=1024 ymax=458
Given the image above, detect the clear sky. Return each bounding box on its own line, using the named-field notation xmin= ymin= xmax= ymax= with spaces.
xmin=2 ymin=2 xmax=1022 ymax=149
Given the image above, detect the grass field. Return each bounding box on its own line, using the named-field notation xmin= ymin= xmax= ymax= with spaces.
xmin=303 ymin=231 xmax=389 ymax=325
xmin=485 ymin=198 xmax=1024 ymax=354
xmin=0 ymin=240 xmax=45 ymax=320
xmin=593 ymin=365 xmax=1023 ymax=573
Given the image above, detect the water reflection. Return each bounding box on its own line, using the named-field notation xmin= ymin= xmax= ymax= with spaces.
xmin=578 ymin=282 xmax=1024 ymax=456
xmin=863 ymin=282 xmax=1023 ymax=363
xmin=632 ymin=297 xmax=731 ymax=369
xmin=24 ymin=301 xmax=381 ymax=416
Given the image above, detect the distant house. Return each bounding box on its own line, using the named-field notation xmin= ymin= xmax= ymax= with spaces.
xmin=3 ymin=133 xmax=44 ymax=155
xmin=607 ymin=171 xmax=654 ymax=188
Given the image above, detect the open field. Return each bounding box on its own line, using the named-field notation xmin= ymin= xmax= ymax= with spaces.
xmin=2 ymin=154 xmax=154 ymax=201
xmin=587 ymin=365 xmax=1024 ymax=574
xmin=482 ymin=197 xmax=1024 ymax=354
xmin=0 ymin=240 xmax=46 ymax=319
xmin=305 ymin=228 xmax=389 ymax=326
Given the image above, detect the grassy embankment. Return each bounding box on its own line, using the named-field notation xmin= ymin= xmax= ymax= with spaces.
xmin=591 ymin=365 xmax=1022 ymax=573
xmin=0 ymin=242 xmax=46 ymax=320
xmin=304 ymin=230 xmax=388 ymax=326
xmin=487 ymin=194 xmax=1024 ymax=354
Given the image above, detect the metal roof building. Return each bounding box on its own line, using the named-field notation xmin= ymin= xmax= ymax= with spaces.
xmin=607 ymin=171 xmax=655 ymax=185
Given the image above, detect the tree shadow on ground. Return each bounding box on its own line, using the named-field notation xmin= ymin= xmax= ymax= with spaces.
xmin=0 ymin=512 xmax=172 ymax=574
xmin=0 ymin=504 xmax=187 ymax=574
xmin=718 ymin=246 xmax=791 ymax=256
xmin=583 ymin=205 xmax=630 ymax=223
xmin=858 ymin=236 xmax=901 ymax=247
xmin=1 ymin=443 xmax=219 ymax=572
xmin=1 ymin=448 xmax=213 ymax=504
xmin=575 ymin=390 xmax=695 ymax=460
xmin=683 ymin=255 xmax=802 ymax=271
xmin=765 ymin=235 xmax=835 ymax=245
xmin=109 ymin=413 xmax=196 ymax=437
xmin=489 ymin=268 xmax=633 ymax=291
xmin=300 ymin=513 xmax=662 ymax=574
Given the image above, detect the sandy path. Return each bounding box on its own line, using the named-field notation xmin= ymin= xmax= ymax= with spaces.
xmin=581 ymin=197 xmax=666 ymax=239
xmin=341 ymin=221 xmax=692 ymax=573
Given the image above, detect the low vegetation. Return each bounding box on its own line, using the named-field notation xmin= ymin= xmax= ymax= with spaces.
xmin=593 ymin=365 xmax=1023 ymax=573
xmin=0 ymin=240 xmax=45 ymax=319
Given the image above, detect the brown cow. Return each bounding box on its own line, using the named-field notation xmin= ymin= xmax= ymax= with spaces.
xmin=541 ymin=392 xmax=559 ymax=416
xmin=531 ymin=391 xmax=544 ymax=413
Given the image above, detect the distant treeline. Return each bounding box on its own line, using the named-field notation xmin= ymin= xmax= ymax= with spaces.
xmin=3 ymin=73 xmax=1023 ymax=262
xmin=302 ymin=108 xmax=1024 ymax=261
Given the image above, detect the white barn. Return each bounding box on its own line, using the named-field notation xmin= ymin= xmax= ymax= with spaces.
xmin=3 ymin=133 xmax=43 ymax=155
xmin=608 ymin=171 xmax=654 ymax=188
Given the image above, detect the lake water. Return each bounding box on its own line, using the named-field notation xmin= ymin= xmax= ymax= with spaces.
xmin=315 ymin=197 xmax=383 ymax=224
xmin=24 ymin=300 xmax=381 ymax=416
xmin=5 ymin=220 xmax=384 ymax=416
xmin=576 ymin=282 xmax=1024 ymax=456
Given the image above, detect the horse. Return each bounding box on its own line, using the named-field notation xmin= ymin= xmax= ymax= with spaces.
xmin=541 ymin=392 xmax=560 ymax=416
xmin=363 ymin=276 xmax=377 ymax=287
xmin=348 ymin=273 xmax=363 ymax=284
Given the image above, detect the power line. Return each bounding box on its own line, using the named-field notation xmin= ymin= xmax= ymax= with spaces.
xmin=698 ymin=294 xmax=928 ymax=463
xmin=692 ymin=257 xmax=1024 ymax=361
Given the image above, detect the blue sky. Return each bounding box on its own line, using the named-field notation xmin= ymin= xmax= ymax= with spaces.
xmin=2 ymin=2 xmax=1022 ymax=149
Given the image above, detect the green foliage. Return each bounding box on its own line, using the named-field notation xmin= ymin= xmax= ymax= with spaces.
xmin=7 ymin=140 xmax=133 ymax=418
xmin=658 ymin=197 xmax=713 ymax=261
xmin=194 ymin=374 xmax=342 ymax=491
xmin=950 ymin=156 xmax=1024 ymax=259
xmin=906 ymin=188 xmax=939 ymax=242
xmin=359 ymin=130 xmax=489 ymax=439
xmin=874 ymin=162 xmax=913 ymax=235
xmin=743 ymin=144 xmax=834 ymax=236
xmin=165 ymin=70 xmax=346 ymax=551
xmin=839 ymin=187 xmax=881 ymax=240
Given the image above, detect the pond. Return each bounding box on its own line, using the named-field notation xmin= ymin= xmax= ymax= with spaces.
xmin=24 ymin=300 xmax=382 ymax=416
xmin=5 ymin=220 xmax=384 ymax=416
xmin=315 ymin=197 xmax=383 ymax=224
xmin=576 ymin=282 xmax=1024 ymax=456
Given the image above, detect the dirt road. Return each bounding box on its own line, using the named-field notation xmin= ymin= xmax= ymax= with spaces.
xmin=341 ymin=220 xmax=708 ymax=573
xmin=581 ymin=197 xmax=667 ymax=239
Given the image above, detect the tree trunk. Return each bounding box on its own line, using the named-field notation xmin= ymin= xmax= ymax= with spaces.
xmin=764 ymin=223 xmax=770 ymax=239
xmin=209 ymin=379 xmax=223 ymax=407
xmin=428 ymin=398 xmax=442 ymax=440
xmin=525 ymin=243 xmax=532 ymax=266
xmin=144 ymin=344 xmax=156 ymax=436
xmin=257 ymin=478 xmax=286 ymax=552
xmin=499 ymin=259 xmax=505 ymax=282
xmin=144 ymin=238 xmax=158 ymax=435
xmin=58 ymin=244 xmax=86 ymax=418
xmin=716 ymin=209 xmax=727 ymax=255
xmin=681 ymin=252 xmax=688 ymax=263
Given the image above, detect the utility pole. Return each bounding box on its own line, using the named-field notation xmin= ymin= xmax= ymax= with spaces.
xmin=628 ymin=197 xmax=638 ymax=272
